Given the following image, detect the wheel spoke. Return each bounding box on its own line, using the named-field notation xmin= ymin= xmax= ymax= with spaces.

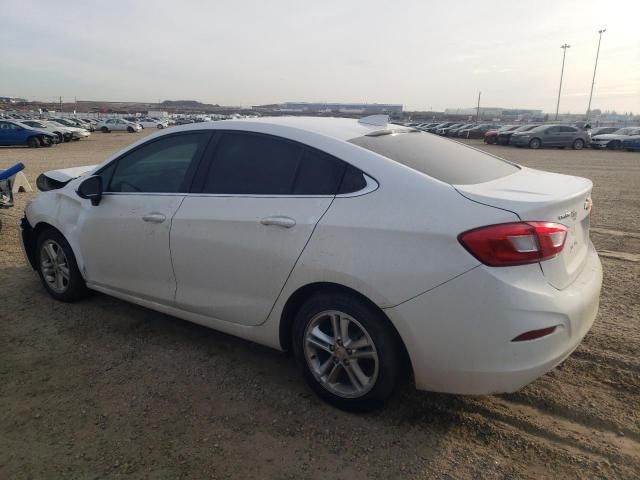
xmin=326 ymin=362 xmax=342 ymax=383
xmin=318 ymin=357 xmax=334 ymax=376
xmin=58 ymin=264 xmax=70 ymax=280
xmin=350 ymin=349 xmax=376 ymax=360
xmin=55 ymin=271 xmax=64 ymax=290
xmin=45 ymin=243 xmax=57 ymax=262
xmin=340 ymin=316 xmax=350 ymax=344
xmin=347 ymin=335 xmax=370 ymax=350
xmin=343 ymin=363 xmax=363 ymax=392
xmin=349 ymin=361 xmax=370 ymax=387
xmin=307 ymin=326 xmax=334 ymax=353
xmin=330 ymin=313 xmax=340 ymax=341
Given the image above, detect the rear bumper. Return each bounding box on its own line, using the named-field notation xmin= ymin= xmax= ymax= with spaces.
xmin=384 ymin=242 xmax=602 ymax=395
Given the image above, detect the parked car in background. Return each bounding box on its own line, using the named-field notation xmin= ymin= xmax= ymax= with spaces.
xmin=416 ymin=123 xmax=440 ymax=131
xmin=73 ymin=118 xmax=95 ymax=131
xmin=436 ymin=123 xmax=464 ymax=136
xmin=510 ymin=125 xmax=590 ymax=149
xmin=427 ymin=122 xmax=456 ymax=133
xmin=589 ymin=127 xmax=619 ymax=137
xmin=497 ymin=124 xmax=539 ymax=145
xmin=589 ymin=127 xmax=640 ymax=150
xmin=458 ymin=124 xmax=500 ymax=139
xmin=97 ymin=118 xmax=143 ymax=133
xmin=484 ymin=125 xmax=517 ymax=144
xmin=22 ymin=116 xmax=601 ymax=411
xmin=47 ymin=119 xmax=91 ymax=140
xmin=622 ymin=135 xmax=640 ymax=152
xmin=174 ymin=118 xmax=196 ymax=125
xmin=0 ymin=119 xmax=57 ymax=147
xmin=20 ymin=120 xmax=72 ymax=143
xmin=137 ymin=117 xmax=169 ymax=129
xmin=447 ymin=123 xmax=475 ymax=137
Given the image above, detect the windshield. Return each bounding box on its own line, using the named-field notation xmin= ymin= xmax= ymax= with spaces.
xmin=349 ymin=131 xmax=519 ymax=185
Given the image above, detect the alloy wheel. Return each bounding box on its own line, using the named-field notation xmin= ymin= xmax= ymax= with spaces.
xmin=303 ymin=310 xmax=379 ymax=398
xmin=40 ymin=240 xmax=70 ymax=293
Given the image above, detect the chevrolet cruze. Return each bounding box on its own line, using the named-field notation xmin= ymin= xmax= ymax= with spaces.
xmin=21 ymin=116 xmax=602 ymax=411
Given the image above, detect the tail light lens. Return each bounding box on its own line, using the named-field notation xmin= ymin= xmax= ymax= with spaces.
xmin=458 ymin=222 xmax=568 ymax=267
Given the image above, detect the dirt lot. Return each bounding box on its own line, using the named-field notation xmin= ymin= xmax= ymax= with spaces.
xmin=1 ymin=132 xmax=639 ymax=479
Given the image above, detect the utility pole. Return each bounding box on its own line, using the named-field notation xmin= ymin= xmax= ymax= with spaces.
xmin=586 ymin=29 xmax=606 ymax=121
xmin=476 ymin=91 xmax=481 ymax=122
xmin=555 ymin=44 xmax=570 ymax=121
xmin=59 ymin=96 xmax=62 ymax=113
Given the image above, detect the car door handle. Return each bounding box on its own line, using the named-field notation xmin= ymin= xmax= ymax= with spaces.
xmin=260 ymin=216 xmax=296 ymax=228
xmin=142 ymin=213 xmax=166 ymax=224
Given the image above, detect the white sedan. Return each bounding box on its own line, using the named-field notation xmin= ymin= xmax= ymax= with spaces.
xmin=137 ymin=117 xmax=169 ymax=129
xmin=21 ymin=116 xmax=602 ymax=411
xmin=97 ymin=118 xmax=142 ymax=133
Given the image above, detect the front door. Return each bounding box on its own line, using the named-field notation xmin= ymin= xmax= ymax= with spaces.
xmin=171 ymin=131 xmax=348 ymax=326
xmin=77 ymin=131 xmax=210 ymax=302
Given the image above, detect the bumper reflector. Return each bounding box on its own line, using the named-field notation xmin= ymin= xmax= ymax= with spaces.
xmin=511 ymin=326 xmax=557 ymax=342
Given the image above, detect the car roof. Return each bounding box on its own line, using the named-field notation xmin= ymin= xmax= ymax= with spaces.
xmin=172 ymin=116 xmax=413 ymax=142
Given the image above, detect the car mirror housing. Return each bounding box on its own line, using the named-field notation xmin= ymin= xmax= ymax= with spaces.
xmin=77 ymin=175 xmax=103 ymax=206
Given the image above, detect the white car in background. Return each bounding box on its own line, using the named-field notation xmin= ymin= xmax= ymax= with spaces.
xmin=20 ymin=116 xmax=602 ymax=411
xmin=97 ymin=118 xmax=142 ymax=133
xmin=590 ymin=126 xmax=640 ymax=149
xmin=137 ymin=117 xmax=169 ymax=129
xmin=46 ymin=119 xmax=91 ymax=140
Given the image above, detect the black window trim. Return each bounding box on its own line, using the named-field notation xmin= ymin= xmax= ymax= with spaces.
xmin=188 ymin=129 xmax=377 ymax=199
xmin=94 ymin=130 xmax=215 ymax=195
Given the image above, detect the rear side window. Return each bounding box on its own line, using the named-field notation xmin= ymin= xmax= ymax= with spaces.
xmin=201 ymin=132 xmax=367 ymax=196
xmin=203 ymin=133 xmax=300 ymax=195
xmin=349 ymin=132 xmax=519 ymax=185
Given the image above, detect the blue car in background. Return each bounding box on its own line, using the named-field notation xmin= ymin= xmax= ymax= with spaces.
xmin=622 ymin=136 xmax=640 ymax=152
xmin=0 ymin=119 xmax=58 ymax=147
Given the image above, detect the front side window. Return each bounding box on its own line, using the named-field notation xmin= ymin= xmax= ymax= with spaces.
xmin=106 ymin=133 xmax=208 ymax=193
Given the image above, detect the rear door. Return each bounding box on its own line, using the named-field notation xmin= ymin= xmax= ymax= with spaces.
xmin=170 ymin=131 xmax=348 ymax=326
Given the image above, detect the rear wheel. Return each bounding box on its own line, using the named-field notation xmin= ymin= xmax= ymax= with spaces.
xmin=292 ymin=292 xmax=400 ymax=412
xmin=572 ymin=138 xmax=585 ymax=150
xmin=36 ymin=229 xmax=89 ymax=302
xmin=27 ymin=136 xmax=40 ymax=148
xmin=528 ymin=138 xmax=541 ymax=149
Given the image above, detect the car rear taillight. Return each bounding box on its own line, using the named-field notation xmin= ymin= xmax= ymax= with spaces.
xmin=458 ymin=222 xmax=568 ymax=267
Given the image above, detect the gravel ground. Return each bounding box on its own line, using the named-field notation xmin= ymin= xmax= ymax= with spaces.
xmin=1 ymin=132 xmax=639 ymax=479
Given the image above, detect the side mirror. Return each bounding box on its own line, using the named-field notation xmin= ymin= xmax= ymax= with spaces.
xmin=77 ymin=175 xmax=103 ymax=206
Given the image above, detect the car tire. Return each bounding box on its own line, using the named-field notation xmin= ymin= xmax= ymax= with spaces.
xmin=54 ymin=132 xmax=64 ymax=143
xmin=36 ymin=229 xmax=90 ymax=302
xmin=127 ymin=126 xmax=135 ymax=133
xmin=292 ymin=291 xmax=400 ymax=412
xmin=608 ymin=140 xmax=622 ymax=150
xmin=101 ymin=126 xmax=109 ymax=133
xmin=42 ymin=137 xmax=53 ymax=147
xmin=27 ymin=136 xmax=40 ymax=148
xmin=157 ymin=124 xmax=164 ymax=129
xmin=63 ymin=133 xmax=72 ymax=142
xmin=528 ymin=138 xmax=541 ymax=149
xmin=572 ymin=139 xmax=585 ymax=150
xmin=485 ymin=137 xmax=496 ymax=145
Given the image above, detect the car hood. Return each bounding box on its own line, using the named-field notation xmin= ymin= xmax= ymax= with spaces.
xmin=43 ymin=165 xmax=97 ymax=183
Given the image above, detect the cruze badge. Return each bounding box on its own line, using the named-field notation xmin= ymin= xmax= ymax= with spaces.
xmin=558 ymin=210 xmax=578 ymax=221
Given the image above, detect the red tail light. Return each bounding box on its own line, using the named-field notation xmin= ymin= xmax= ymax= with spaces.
xmin=458 ymin=222 xmax=568 ymax=267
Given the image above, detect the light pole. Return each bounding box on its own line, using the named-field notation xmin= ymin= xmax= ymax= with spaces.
xmin=586 ymin=28 xmax=606 ymax=121
xmin=555 ymin=44 xmax=570 ymax=121
xmin=476 ymin=91 xmax=481 ymax=122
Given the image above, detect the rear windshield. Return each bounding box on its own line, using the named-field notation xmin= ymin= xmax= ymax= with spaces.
xmin=349 ymin=131 xmax=519 ymax=185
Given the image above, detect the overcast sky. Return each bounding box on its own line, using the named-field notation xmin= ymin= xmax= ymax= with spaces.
xmin=1 ymin=0 xmax=639 ymax=113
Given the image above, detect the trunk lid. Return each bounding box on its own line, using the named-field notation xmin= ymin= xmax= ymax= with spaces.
xmin=455 ymin=167 xmax=593 ymax=290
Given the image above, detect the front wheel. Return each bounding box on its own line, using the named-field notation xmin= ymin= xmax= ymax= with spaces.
xmin=292 ymin=292 xmax=400 ymax=412
xmin=100 ymin=126 xmax=109 ymax=133
xmin=157 ymin=124 xmax=164 ymax=129
xmin=36 ymin=229 xmax=89 ymax=302
xmin=528 ymin=138 xmax=541 ymax=149
xmin=608 ymin=140 xmax=622 ymax=150
xmin=485 ymin=136 xmax=496 ymax=145
xmin=27 ymin=136 xmax=40 ymax=148
xmin=127 ymin=126 xmax=135 ymax=133
xmin=572 ymin=138 xmax=585 ymax=150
